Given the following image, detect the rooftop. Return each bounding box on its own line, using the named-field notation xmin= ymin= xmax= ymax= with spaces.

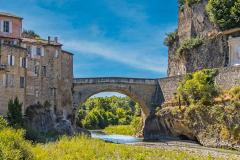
xmin=0 ymin=12 xmax=23 ymax=19
xmin=21 ymin=37 xmax=62 ymax=46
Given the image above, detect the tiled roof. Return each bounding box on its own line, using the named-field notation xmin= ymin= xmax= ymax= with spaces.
xmin=0 ymin=12 xmax=23 ymax=19
xmin=21 ymin=37 xmax=62 ymax=46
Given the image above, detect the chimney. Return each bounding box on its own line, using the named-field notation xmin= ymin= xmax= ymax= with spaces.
xmin=54 ymin=37 xmax=58 ymax=43
xmin=48 ymin=36 xmax=51 ymax=44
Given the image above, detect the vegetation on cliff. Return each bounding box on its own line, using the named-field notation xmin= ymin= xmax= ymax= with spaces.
xmin=164 ymin=30 xmax=178 ymax=47
xmin=76 ymin=96 xmax=141 ymax=130
xmin=175 ymin=37 xmax=203 ymax=58
xmin=159 ymin=69 xmax=240 ymax=149
xmin=206 ymin=0 xmax=240 ymax=30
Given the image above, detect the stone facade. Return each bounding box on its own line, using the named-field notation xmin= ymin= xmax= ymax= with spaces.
xmin=0 ymin=44 xmax=27 ymax=114
xmin=0 ymin=12 xmax=73 ymax=118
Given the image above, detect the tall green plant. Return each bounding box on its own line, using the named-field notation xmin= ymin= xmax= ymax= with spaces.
xmin=7 ymin=97 xmax=23 ymax=127
xmin=176 ymin=69 xmax=219 ymax=105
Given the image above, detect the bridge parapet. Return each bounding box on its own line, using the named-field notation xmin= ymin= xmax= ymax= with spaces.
xmin=73 ymin=77 xmax=157 ymax=85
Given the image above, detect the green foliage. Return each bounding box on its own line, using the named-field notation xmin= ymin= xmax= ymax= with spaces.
xmin=77 ymin=96 xmax=141 ymax=130
xmin=0 ymin=127 xmax=33 ymax=160
xmin=104 ymin=125 xmax=136 ymax=135
xmin=0 ymin=116 xmax=8 ymax=130
xmin=164 ymin=30 xmax=178 ymax=46
xmin=176 ymin=69 xmax=219 ymax=105
xmin=7 ymin=97 xmax=23 ymax=128
xmin=32 ymin=136 xmax=219 ymax=160
xmin=178 ymin=0 xmax=201 ymax=10
xmin=176 ymin=37 xmax=203 ymax=58
xmin=206 ymin=0 xmax=240 ymax=30
xmin=22 ymin=29 xmax=41 ymax=39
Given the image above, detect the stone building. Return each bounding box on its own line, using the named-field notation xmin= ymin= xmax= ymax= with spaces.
xmin=167 ymin=0 xmax=240 ymax=76
xmin=0 ymin=13 xmax=27 ymax=114
xmin=0 ymin=12 xmax=73 ymax=118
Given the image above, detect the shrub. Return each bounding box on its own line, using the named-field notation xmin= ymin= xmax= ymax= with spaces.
xmin=22 ymin=30 xmax=40 ymax=39
xmin=176 ymin=69 xmax=219 ymax=105
xmin=0 ymin=128 xmax=34 ymax=160
xmin=7 ymin=97 xmax=23 ymax=128
xmin=164 ymin=30 xmax=178 ymax=47
xmin=0 ymin=116 xmax=8 ymax=130
xmin=176 ymin=37 xmax=203 ymax=58
xmin=206 ymin=0 xmax=240 ymax=30
xmin=178 ymin=0 xmax=201 ymax=10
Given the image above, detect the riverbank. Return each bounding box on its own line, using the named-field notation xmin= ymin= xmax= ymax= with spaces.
xmin=32 ymin=135 xmax=225 ymax=160
xmin=103 ymin=125 xmax=136 ymax=136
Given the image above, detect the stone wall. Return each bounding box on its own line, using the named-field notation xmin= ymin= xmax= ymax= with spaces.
xmin=161 ymin=66 xmax=240 ymax=103
xmin=0 ymin=44 xmax=27 ymax=115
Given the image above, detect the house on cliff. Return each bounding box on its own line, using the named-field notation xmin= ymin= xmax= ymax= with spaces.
xmin=0 ymin=12 xmax=73 ymax=119
xmin=167 ymin=0 xmax=240 ymax=77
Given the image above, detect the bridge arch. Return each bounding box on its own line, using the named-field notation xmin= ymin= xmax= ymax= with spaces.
xmin=72 ymin=77 xmax=164 ymax=123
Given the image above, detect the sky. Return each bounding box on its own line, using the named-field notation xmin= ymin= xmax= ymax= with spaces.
xmin=1 ymin=0 xmax=178 ymax=97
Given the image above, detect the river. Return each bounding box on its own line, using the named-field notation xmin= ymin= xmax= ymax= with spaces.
xmin=90 ymin=130 xmax=240 ymax=159
xmin=90 ymin=130 xmax=143 ymax=144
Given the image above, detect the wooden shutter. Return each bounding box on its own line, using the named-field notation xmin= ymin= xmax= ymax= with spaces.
xmin=20 ymin=57 xmax=23 ymax=67
xmin=7 ymin=55 xmax=11 ymax=65
xmin=9 ymin=21 xmax=12 ymax=33
xmin=41 ymin=47 xmax=45 ymax=56
xmin=12 ymin=55 xmax=15 ymax=66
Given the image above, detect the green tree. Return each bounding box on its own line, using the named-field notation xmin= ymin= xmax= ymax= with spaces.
xmin=22 ymin=29 xmax=41 ymax=39
xmin=7 ymin=97 xmax=23 ymax=127
xmin=206 ymin=0 xmax=240 ymax=30
xmin=176 ymin=69 xmax=219 ymax=105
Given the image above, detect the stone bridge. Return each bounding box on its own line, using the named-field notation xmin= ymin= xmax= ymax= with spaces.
xmin=72 ymin=77 xmax=164 ymax=120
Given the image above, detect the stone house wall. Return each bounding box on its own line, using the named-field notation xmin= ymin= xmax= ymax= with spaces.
xmin=0 ymin=44 xmax=27 ymax=115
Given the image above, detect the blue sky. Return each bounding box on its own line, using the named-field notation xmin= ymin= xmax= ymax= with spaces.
xmin=1 ymin=0 xmax=178 ymax=79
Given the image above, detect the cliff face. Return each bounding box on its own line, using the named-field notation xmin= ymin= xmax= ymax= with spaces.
xmin=167 ymin=0 xmax=229 ymax=76
xmin=144 ymin=105 xmax=240 ymax=150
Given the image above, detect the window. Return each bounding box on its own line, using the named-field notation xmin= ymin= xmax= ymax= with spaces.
xmin=27 ymin=46 xmax=31 ymax=56
xmin=35 ymin=90 xmax=39 ymax=97
xmin=7 ymin=55 xmax=14 ymax=66
xmin=20 ymin=77 xmax=25 ymax=88
xmin=42 ymin=66 xmax=47 ymax=77
xmin=51 ymin=88 xmax=56 ymax=97
xmin=20 ymin=57 xmax=27 ymax=68
xmin=34 ymin=66 xmax=39 ymax=76
xmin=36 ymin=47 xmax=42 ymax=56
xmin=3 ymin=21 xmax=10 ymax=33
xmin=6 ymin=74 xmax=14 ymax=88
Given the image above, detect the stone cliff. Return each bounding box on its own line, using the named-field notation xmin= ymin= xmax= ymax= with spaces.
xmin=167 ymin=0 xmax=238 ymax=76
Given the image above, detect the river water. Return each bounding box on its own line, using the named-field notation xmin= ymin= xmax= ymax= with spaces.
xmin=90 ymin=130 xmax=143 ymax=144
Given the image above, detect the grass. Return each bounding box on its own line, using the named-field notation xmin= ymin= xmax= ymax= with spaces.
xmin=32 ymin=135 xmax=222 ymax=160
xmin=103 ymin=125 xmax=136 ymax=136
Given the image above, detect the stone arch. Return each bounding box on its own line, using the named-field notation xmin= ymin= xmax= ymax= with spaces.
xmin=72 ymin=77 xmax=164 ymax=128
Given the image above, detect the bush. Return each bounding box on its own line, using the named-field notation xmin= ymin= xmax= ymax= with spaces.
xmin=176 ymin=69 xmax=219 ymax=105
xmin=178 ymin=0 xmax=201 ymax=10
xmin=0 ymin=116 xmax=8 ymax=130
xmin=164 ymin=30 xmax=178 ymax=46
xmin=0 ymin=128 xmax=34 ymax=160
xmin=176 ymin=37 xmax=203 ymax=58
xmin=7 ymin=97 xmax=23 ymax=128
xmin=206 ymin=0 xmax=240 ymax=30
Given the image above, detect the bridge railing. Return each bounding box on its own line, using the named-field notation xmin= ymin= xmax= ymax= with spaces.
xmin=73 ymin=77 xmax=157 ymax=85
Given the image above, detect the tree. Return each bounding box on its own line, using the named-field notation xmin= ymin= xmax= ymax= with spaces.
xmin=7 ymin=97 xmax=23 ymax=127
xmin=22 ymin=29 xmax=41 ymax=39
xmin=206 ymin=0 xmax=240 ymax=30
xmin=176 ymin=69 xmax=219 ymax=106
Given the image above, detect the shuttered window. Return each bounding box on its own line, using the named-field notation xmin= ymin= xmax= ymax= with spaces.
xmin=20 ymin=77 xmax=25 ymax=88
xmin=7 ymin=55 xmax=15 ymax=66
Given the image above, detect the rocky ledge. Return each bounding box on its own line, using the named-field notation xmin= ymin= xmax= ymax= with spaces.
xmin=143 ymin=105 xmax=240 ymax=151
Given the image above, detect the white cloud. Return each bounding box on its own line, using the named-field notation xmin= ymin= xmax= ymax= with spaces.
xmin=64 ymin=39 xmax=167 ymax=73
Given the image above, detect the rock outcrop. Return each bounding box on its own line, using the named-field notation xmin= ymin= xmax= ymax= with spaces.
xmin=24 ymin=103 xmax=90 ymax=137
xmin=144 ymin=105 xmax=240 ymax=150
xmin=167 ymin=0 xmax=232 ymax=76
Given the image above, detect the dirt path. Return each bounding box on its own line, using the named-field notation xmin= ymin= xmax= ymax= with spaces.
xmin=131 ymin=140 xmax=240 ymax=160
